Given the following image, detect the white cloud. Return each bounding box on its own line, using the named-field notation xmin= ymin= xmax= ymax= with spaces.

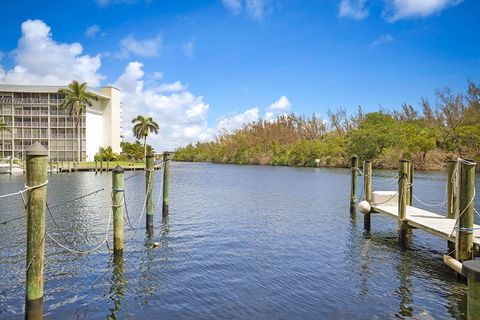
xmin=338 ymin=0 xmax=369 ymax=20
xmin=182 ymin=41 xmax=195 ymax=58
xmin=217 ymin=107 xmax=260 ymax=131
xmin=156 ymin=81 xmax=187 ymax=93
xmin=115 ymin=61 xmax=216 ymax=149
xmin=268 ymin=96 xmax=291 ymax=112
xmin=222 ymin=0 xmax=273 ymax=20
xmin=85 ymin=25 xmax=101 ymax=38
xmin=370 ymin=34 xmax=395 ymax=46
xmin=0 ymin=19 xmax=103 ymax=86
xmin=384 ymin=0 xmax=462 ymax=21
xmin=118 ymin=34 xmax=161 ymax=58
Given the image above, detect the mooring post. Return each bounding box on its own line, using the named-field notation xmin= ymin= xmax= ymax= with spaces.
xmin=462 ymin=260 xmax=480 ymax=319
xmin=49 ymin=160 xmax=53 ymax=175
xmin=146 ymin=152 xmax=154 ymax=230
xmin=112 ymin=166 xmax=124 ymax=253
xmin=350 ymin=155 xmax=359 ymax=207
xmin=398 ymin=159 xmax=410 ymax=246
xmin=9 ymin=154 xmax=13 ymax=175
xmin=106 ymin=160 xmax=110 ymax=172
xmin=408 ymin=163 xmax=414 ymax=206
xmin=456 ymin=159 xmax=476 ymax=262
xmin=100 ymin=160 xmax=103 ymax=174
xmin=363 ymin=160 xmax=372 ymax=231
xmin=447 ymin=160 xmax=457 ymax=252
xmin=162 ymin=152 xmax=170 ymax=218
xmin=95 ymin=160 xmax=98 ymax=175
xmin=25 ymin=142 xmax=48 ymax=319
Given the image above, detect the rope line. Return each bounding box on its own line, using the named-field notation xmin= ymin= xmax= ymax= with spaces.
xmin=48 ymin=187 xmax=105 ymax=209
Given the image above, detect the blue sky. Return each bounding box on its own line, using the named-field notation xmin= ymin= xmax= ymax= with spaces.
xmin=0 ymin=0 xmax=479 ymax=149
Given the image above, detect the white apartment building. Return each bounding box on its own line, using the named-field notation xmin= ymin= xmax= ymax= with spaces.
xmin=0 ymin=84 xmax=122 ymax=161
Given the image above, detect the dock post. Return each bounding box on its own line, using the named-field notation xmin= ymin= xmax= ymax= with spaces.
xmin=398 ymin=159 xmax=411 ymax=246
xmin=100 ymin=160 xmax=103 ymax=174
xmin=9 ymin=155 xmax=13 ymax=175
xmin=447 ymin=160 xmax=457 ymax=252
xmin=112 ymin=166 xmax=124 ymax=253
xmin=408 ymin=163 xmax=414 ymax=206
xmin=363 ymin=160 xmax=372 ymax=231
xmin=162 ymin=152 xmax=170 ymax=218
xmin=456 ymin=159 xmax=476 ymax=262
xmin=95 ymin=160 xmax=98 ymax=175
xmin=49 ymin=160 xmax=53 ymax=175
xmin=350 ymin=155 xmax=359 ymax=208
xmin=25 ymin=142 xmax=48 ymax=319
xmin=462 ymin=260 xmax=480 ymax=319
xmin=145 ymin=152 xmax=154 ymax=231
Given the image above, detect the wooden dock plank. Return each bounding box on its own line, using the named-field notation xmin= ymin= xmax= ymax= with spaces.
xmin=372 ymin=205 xmax=480 ymax=246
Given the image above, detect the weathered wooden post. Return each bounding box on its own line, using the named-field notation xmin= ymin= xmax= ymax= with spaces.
xmin=398 ymin=159 xmax=410 ymax=246
xmin=456 ymin=159 xmax=476 ymax=262
xmin=9 ymin=154 xmax=13 ymax=175
xmin=146 ymin=153 xmax=154 ymax=230
xmin=350 ymin=155 xmax=359 ymax=208
xmin=162 ymin=152 xmax=170 ymax=218
xmin=100 ymin=160 xmax=103 ymax=174
xmin=106 ymin=160 xmax=110 ymax=172
xmin=112 ymin=166 xmax=124 ymax=253
xmin=363 ymin=160 xmax=372 ymax=231
xmin=49 ymin=160 xmax=53 ymax=175
xmin=408 ymin=163 xmax=414 ymax=206
xmin=462 ymin=260 xmax=480 ymax=319
xmin=94 ymin=160 xmax=98 ymax=175
xmin=447 ymin=160 xmax=457 ymax=252
xmin=25 ymin=142 xmax=48 ymax=319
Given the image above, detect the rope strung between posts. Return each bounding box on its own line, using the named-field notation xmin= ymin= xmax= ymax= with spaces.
xmin=48 ymin=187 xmax=105 ymax=209
xmin=125 ymin=171 xmax=142 ymax=181
xmin=449 ymin=189 xmax=476 ymax=237
xmin=412 ymin=193 xmax=447 ymax=207
xmin=0 ymin=180 xmax=48 ymax=200
xmin=25 ymin=233 xmax=46 ymax=272
xmin=45 ymin=204 xmax=113 ymax=254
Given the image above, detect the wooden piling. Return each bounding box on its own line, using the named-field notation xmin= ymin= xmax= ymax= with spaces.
xmin=162 ymin=152 xmax=170 ymax=218
xmin=146 ymin=153 xmax=154 ymax=230
xmin=408 ymin=163 xmax=414 ymax=206
xmin=9 ymin=154 xmax=13 ymax=175
xmin=447 ymin=160 xmax=457 ymax=252
xmin=456 ymin=159 xmax=476 ymax=262
xmin=363 ymin=160 xmax=372 ymax=231
xmin=112 ymin=166 xmax=124 ymax=253
xmin=461 ymin=260 xmax=480 ymax=319
xmin=49 ymin=161 xmax=53 ymax=175
xmin=25 ymin=142 xmax=48 ymax=319
xmin=100 ymin=160 xmax=103 ymax=174
xmin=350 ymin=155 xmax=359 ymax=207
xmin=398 ymin=159 xmax=410 ymax=246
xmin=95 ymin=160 xmax=98 ymax=175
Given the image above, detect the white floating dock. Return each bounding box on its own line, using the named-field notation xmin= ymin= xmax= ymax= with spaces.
xmin=372 ymin=204 xmax=480 ymax=246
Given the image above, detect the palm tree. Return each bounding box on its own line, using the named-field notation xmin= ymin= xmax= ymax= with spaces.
xmin=131 ymin=115 xmax=159 ymax=158
xmin=58 ymin=81 xmax=98 ymax=163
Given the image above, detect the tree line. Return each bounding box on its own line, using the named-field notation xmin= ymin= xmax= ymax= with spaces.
xmin=174 ymin=82 xmax=480 ymax=170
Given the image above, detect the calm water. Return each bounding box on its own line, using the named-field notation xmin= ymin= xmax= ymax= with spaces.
xmin=1 ymin=162 xmax=480 ymax=319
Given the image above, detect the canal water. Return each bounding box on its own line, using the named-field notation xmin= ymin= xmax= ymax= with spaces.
xmin=1 ymin=162 xmax=479 ymax=319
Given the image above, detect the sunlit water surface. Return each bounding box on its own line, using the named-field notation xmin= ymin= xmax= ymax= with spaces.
xmin=1 ymin=162 xmax=480 ymax=319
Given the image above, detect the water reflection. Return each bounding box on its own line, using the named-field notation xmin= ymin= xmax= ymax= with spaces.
xmin=107 ymin=253 xmax=127 ymax=320
xmin=394 ymin=247 xmax=414 ymax=318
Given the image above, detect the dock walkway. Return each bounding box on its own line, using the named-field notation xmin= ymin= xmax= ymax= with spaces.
xmin=372 ymin=204 xmax=480 ymax=246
